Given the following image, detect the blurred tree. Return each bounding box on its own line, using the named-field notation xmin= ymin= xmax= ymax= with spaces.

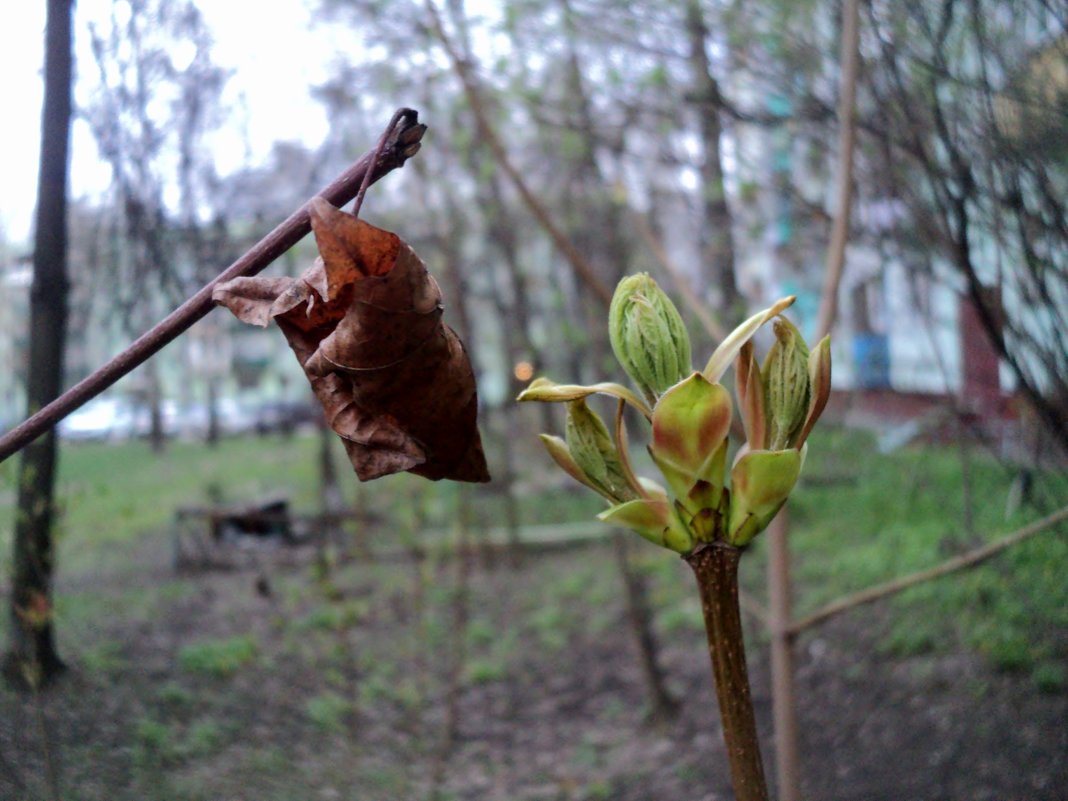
xmin=859 ymin=0 xmax=1068 ymax=454
xmin=83 ymin=0 xmax=229 ymax=450
xmin=4 ymin=0 xmax=74 ymax=689
xmin=685 ymin=0 xmax=742 ymax=324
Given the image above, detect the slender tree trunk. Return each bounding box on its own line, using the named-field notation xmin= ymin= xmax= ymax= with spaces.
xmin=425 ymin=0 xmax=613 ymax=308
xmin=146 ymin=359 xmax=165 ymax=453
xmin=317 ymin=409 xmax=343 ymax=517
xmin=4 ymin=0 xmax=74 ymax=690
xmin=613 ymin=535 xmax=678 ymax=722
xmin=205 ymin=374 xmax=220 ymax=447
xmin=463 ymin=153 xmax=527 ymax=566
xmin=767 ymin=511 xmax=801 ymax=801
xmin=816 ymin=0 xmax=861 ymax=340
xmin=685 ymin=0 xmax=742 ymax=324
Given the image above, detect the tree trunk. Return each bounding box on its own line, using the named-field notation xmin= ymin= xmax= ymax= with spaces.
xmin=686 ymin=0 xmax=742 ymax=325
xmin=318 ymin=408 xmax=344 ymax=516
xmin=146 ymin=359 xmax=166 ymax=453
xmin=205 ymin=374 xmax=220 ymax=447
xmin=613 ymin=535 xmax=678 ymax=722
xmin=4 ymin=0 xmax=74 ymax=690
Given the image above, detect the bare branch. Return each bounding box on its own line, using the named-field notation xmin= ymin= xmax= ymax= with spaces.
xmin=424 ymin=0 xmax=614 ymax=307
xmin=815 ymin=0 xmax=861 ymax=340
xmin=0 ymin=110 xmax=426 ymax=464
xmin=790 ymin=505 xmax=1068 ymax=634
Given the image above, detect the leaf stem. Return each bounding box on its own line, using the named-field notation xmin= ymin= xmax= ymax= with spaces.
xmin=350 ymin=108 xmax=409 ymax=220
xmin=0 ymin=109 xmax=426 ymax=465
xmin=685 ymin=542 xmax=769 ymax=801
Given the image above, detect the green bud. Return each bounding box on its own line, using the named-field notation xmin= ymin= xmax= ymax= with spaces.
xmin=565 ymin=399 xmax=636 ymax=503
xmin=609 ymin=273 xmax=692 ymax=402
xmin=649 ymin=372 xmax=731 ymax=505
xmin=762 ymin=317 xmax=810 ymax=451
xmin=727 ymin=448 xmax=802 ymax=546
xmin=598 ymin=494 xmax=695 ymax=554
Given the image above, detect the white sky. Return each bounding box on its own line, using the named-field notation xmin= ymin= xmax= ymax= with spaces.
xmin=0 ymin=0 xmax=338 ymax=245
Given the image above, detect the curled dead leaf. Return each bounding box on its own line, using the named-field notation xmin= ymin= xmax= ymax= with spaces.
xmin=213 ymin=198 xmax=490 ymax=483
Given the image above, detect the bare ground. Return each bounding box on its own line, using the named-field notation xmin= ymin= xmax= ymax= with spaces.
xmin=0 ymin=532 xmax=1065 ymax=801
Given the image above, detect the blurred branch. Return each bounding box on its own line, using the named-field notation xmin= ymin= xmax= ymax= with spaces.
xmin=789 ymin=504 xmax=1068 ymax=634
xmin=629 ymin=209 xmax=726 ymax=341
xmin=424 ymin=0 xmax=614 ymax=307
xmin=0 ymin=110 xmax=426 ymax=464
xmin=815 ymin=0 xmax=860 ymax=340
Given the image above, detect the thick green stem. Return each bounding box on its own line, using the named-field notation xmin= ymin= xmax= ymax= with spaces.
xmin=686 ymin=542 xmax=769 ymax=801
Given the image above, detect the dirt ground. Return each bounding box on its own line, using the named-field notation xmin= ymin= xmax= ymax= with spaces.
xmin=0 ymin=533 xmax=1065 ymax=801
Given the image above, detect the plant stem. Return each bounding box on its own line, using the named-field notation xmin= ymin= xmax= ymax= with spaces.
xmin=686 ymin=542 xmax=769 ymax=801
xmin=0 ymin=109 xmax=426 ymax=465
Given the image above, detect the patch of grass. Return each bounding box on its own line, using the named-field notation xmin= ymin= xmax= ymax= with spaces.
xmin=983 ymin=631 xmax=1035 ymax=673
xmin=782 ymin=426 xmax=1068 ymax=672
xmin=656 ymin=598 xmax=705 ymax=637
xmin=359 ymin=670 xmax=421 ymax=709
xmin=571 ymin=734 xmax=603 ymax=768
xmin=528 ymin=603 xmax=570 ymax=652
xmin=465 ymin=617 xmax=498 ymax=647
xmin=182 ymin=719 xmax=225 ymax=758
xmin=582 ymin=780 xmax=613 ymax=801
xmin=554 ymin=566 xmax=603 ymax=601
xmin=179 ymin=634 xmax=258 ymax=678
xmin=878 ymin=618 xmax=939 ymax=657
xmin=245 ymin=745 xmax=290 ymax=775
xmin=0 ymin=434 xmax=329 ymax=575
xmin=465 ymin=656 xmax=508 ymax=685
xmin=305 ymin=691 xmax=352 ymax=733
xmin=81 ymin=639 xmax=129 ymax=674
xmin=1031 ymin=661 xmax=1067 ymax=693
xmin=356 ymin=657 xmax=418 ymax=709
xmin=132 ymin=715 xmax=227 ymax=770
xmin=157 ymin=681 xmax=195 ymax=709
xmin=356 ymin=764 xmax=415 ymax=796
xmin=297 ymin=599 xmax=371 ymax=632
xmin=133 ymin=716 xmax=179 ymax=768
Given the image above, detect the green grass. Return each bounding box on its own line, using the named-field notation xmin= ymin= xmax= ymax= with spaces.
xmin=2 ymin=426 xmax=1065 ymax=687
xmin=779 ymin=427 xmax=1068 ymax=674
xmin=179 ymin=634 xmax=259 ymax=678
xmin=0 ymin=434 xmax=330 ymax=576
xmin=296 ymin=599 xmax=371 ymax=633
xmin=132 ymin=716 xmax=227 ymax=768
xmin=305 ymin=691 xmax=352 ymax=733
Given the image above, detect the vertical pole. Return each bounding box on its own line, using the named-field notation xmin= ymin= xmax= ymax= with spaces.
xmin=768 ymin=0 xmax=861 ymax=795
xmin=767 ymin=510 xmax=801 ymax=801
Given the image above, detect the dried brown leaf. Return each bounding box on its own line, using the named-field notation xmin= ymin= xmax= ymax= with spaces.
xmin=213 ymin=198 xmax=490 ymax=483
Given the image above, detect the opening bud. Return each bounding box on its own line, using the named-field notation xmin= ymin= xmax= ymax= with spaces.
xmin=565 ymin=399 xmax=636 ymax=503
xmin=609 ymin=273 xmax=692 ymax=403
xmin=762 ymin=317 xmax=811 ymax=451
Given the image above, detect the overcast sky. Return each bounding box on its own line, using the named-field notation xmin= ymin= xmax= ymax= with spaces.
xmin=0 ymin=0 xmax=339 ymax=246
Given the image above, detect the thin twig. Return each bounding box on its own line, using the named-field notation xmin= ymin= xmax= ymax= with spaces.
xmin=350 ymin=109 xmax=408 ymax=219
xmin=772 ymin=8 xmax=860 ymax=796
xmin=789 ymin=504 xmax=1068 ymax=634
xmin=0 ymin=109 xmax=426 ymax=465
xmin=815 ymin=0 xmax=861 ymax=340
xmin=629 ymin=209 xmax=726 ymax=341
